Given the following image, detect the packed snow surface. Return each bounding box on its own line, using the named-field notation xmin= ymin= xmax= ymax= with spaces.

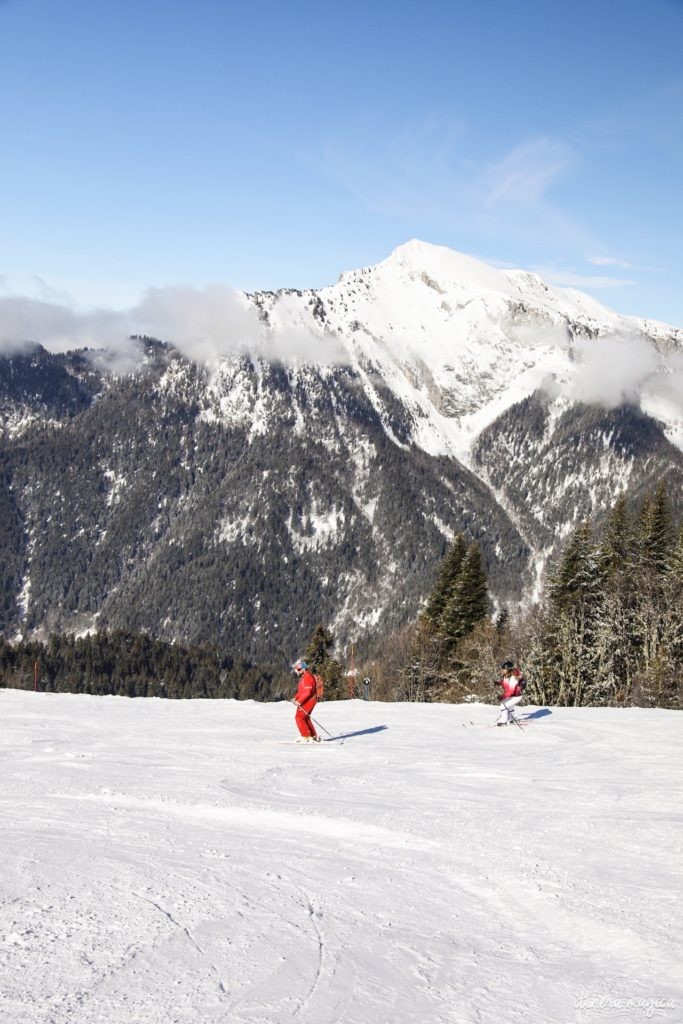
xmin=1 ymin=691 xmax=681 ymax=1024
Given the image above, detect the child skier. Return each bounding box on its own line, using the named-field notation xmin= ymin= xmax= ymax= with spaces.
xmin=495 ymin=661 xmax=526 ymax=726
xmin=291 ymin=659 xmax=320 ymax=742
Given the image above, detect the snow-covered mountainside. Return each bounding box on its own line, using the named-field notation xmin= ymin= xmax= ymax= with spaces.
xmin=253 ymin=240 xmax=683 ymax=461
xmin=0 ymin=241 xmax=682 ymax=657
xmin=1 ymin=690 xmax=681 ymax=1024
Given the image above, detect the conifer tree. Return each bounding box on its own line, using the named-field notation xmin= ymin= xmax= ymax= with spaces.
xmin=600 ymin=492 xmax=631 ymax=578
xmin=632 ymin=484 xmax=676 ymax=682
xmin=595 ymin=495 xmax=638 ymax=701
xmin=406 ymin=536 xmax=489 ymax=700
xmin=304 ymin=624 xmax=343 ymax=699
xmin=548 ymin=521 xmax=601 ymax=617
xmin=664 ymin=526 xmax=683 ymax=682
xmin=542 ymin=520 xmax=608 ymax=704
xmin=304 ymin=624 xmax=335 ymax=671
xmin=421 ymin=534 xmax=467 ymax=626
xmin=639 ymin=481 xmax=674 ymax=576
xmin=668 ymin=525 xmax=683 ymax=585
xmin=439 ymin=541 xmax=489 ymax=653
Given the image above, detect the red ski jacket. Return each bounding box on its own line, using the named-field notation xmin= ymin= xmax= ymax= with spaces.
xmin=295 ymin=670 xmax=317 ymax=706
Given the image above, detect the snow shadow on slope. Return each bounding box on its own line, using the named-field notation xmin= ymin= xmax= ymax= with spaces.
xmin=328 ymin=725 xmax=389 ymax=741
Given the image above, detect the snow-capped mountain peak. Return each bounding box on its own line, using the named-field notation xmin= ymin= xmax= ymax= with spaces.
xmin=257 ymin=241 xmax=682 ymax=463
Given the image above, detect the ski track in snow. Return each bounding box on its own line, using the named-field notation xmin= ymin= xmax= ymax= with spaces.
xmin=0 ymin=692 xmax=682 ymax=1024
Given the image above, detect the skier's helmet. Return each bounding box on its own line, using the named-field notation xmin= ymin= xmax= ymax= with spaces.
xmin=292 ymin=658 xmax=308 ymax=674
xmin=501 ymin=661 xmax=515 ymax=671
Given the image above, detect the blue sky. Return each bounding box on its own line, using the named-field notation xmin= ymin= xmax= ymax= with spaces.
xmin=1 ymin=0 xmax=682 ymax=325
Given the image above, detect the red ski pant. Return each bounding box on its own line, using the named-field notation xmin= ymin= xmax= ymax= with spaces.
xmin=295 ymin=698 xmax=318 ymax=737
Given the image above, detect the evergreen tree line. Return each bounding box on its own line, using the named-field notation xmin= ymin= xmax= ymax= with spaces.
xmin=0 ymin=620 xmax=391 ymax=706
xmin=2 ymin=483 xmax=679 ymax=709
xmin=0 ymin=624 xmax=352 ymax=703
xmin=0 ymin=630 xmax=292 ymax=701
xmin=370 ymin=482 xmax=682 ymax=709
xmin=524 ymin=482 xmax=682 ymax=708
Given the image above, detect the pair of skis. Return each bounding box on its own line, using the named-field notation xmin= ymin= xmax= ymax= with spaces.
xmin=279 ymin=736 xmax=343 ymax=745
xmin=462 ymin=716 xmax=529 ymax=731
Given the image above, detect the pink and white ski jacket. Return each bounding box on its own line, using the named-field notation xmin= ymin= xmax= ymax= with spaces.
xmin=499 ymin=672 xmax=525 ymax=699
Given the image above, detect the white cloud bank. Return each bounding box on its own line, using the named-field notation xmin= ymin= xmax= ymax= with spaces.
xmin=0 ymin=285 xmax=347 ymax=368
xmin=542 ymin=329 xmax=683 ymax=413
xmin=0 ymin=296 xmax=129 ymax=356
xmin=0 ymin=283 xmax=680 ymax=418
xmin=569 ymin=332 xmax=661 ymax=406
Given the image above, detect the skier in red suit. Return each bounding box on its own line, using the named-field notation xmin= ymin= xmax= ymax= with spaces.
xmin=292 ymin=659 xmax=320 ymax=742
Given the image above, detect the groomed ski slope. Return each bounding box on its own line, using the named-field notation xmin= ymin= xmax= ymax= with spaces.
xmin=1 ymin=691 xmax=681 ymax=1024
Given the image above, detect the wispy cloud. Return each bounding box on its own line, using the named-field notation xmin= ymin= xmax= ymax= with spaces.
xmin=322 ymin=117 xmax=600 ymax=257
xmin=321 ymin=114 xmax=470 ymax=222
xmin=587 ymin=255 xmax=636 ymax=269
xmin=483 ymin=137 xmax=576 ymax=207
xmin=535 ymin=267 xmax=638 ymax=290
xmin=587 ymin=254 xmax=665 ymax=274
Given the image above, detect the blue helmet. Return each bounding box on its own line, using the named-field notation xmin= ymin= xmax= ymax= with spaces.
xmin=292 ymin=658 xmax=308 ymax=673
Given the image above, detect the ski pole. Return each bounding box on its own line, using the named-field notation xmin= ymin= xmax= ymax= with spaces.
xmin=495 ymin=698 xmax=525 ymax=733
xmin=507 ymin=703 xmax=525 ymax=733
xmin=292 ymin=701 xmax=334 ymax=739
